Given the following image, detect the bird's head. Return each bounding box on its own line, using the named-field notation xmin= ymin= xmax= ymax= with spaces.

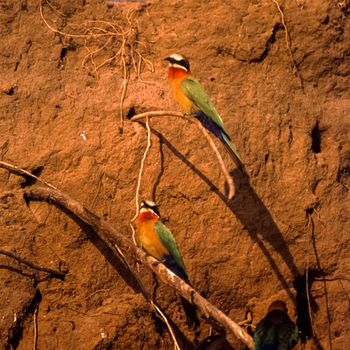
xmin=139 ymin=200 xmax=160 ymax=217
xmin=164 ymin=53 xmax=190 ymax=72
xmin=268 ymin=300 xmax=288 ymax=313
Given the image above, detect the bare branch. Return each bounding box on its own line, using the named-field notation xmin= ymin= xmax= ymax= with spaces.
xmin=194 ymin=120 xmax=235 ymax=199
xmin=25 ymin=186 xmax=254 ymax=349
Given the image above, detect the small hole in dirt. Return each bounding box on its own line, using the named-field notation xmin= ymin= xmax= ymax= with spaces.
xmin=5 ymin=87 xmax=15 ymax=96
xmin=20 ymin=166 xmax=44 ymax=188
xmin=293 ymin=269 xmax=324 ymax=343
xmin=264 ymin=152 xmax=269 ymax=163
xmin=311 ymin=123 xmax=321 ymax=153
xmin=126 ymin=106 xmax=136 ymax=119
xmin=305 ymin=207 xmax=314 ymax=215
xmin=58 ymin=48 xmax=68 ymax=68
xmin=60 ymin=47 xmax=68 ymax=61
xmin=320 ymin=15 xmax=329 ymax=25
xmin=20 ymin=1 xmax=27 ymax=11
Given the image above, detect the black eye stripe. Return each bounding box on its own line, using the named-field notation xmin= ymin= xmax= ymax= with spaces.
xmin=152 ymin=206 xmax=160 ymax=217
xmin=165 ymin=55 xmax=190 ymax=71
xmin=140 ymin=200 xmax=160 ymax=216
xmin=179 ymin=59 xmax=190 ymax=71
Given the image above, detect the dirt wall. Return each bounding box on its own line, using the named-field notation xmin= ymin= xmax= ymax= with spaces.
xmin=1 ymin=0 xmax=349 ymax=349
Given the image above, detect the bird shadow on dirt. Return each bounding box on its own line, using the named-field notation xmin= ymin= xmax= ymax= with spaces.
xmin=148 ymin=125 xmax=300 ymax=303
xmin=149 ymin=125 xmax=327 ymax=347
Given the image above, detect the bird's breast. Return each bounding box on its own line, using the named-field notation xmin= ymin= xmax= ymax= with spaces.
xmin=171 ymin=79 xmax=193 ymax=114
xmin=168 ymin=69 xmax=193 ymax=114
xmin=135 ymin=218 xmax=168 ymax=261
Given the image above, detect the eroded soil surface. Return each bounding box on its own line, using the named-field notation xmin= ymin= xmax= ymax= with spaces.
xmin=1 ymin=0 xmax=349 ymax=349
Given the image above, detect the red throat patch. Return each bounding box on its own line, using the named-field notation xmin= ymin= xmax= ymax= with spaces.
xmin=137 ymin=211 xmax=158 ymax=223
xmin=168 ymin=66 xmax=189 ymax=80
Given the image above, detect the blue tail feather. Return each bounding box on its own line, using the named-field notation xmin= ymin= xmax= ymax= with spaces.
xmin=163 ymin=255 xmax=199 ymax=329
xmin=195 ymin=111 xmax=229 ymax=143
xmin=195 ymin=111 xmax=243 ymax=169
xmin=163 ymin=255 xmax=188 ymax=282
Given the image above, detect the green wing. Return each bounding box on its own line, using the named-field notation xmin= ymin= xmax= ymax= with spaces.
xmin=278 ymin=323 xmax=298 ymax=350
xmin=254 ymin=317 xmax=299 ymax=350
xmin=154 ymin=221 xmax=186 ymax=273
xmin=181 ymin=77 xmax=228 ymax=134
xmin=254 ymin=318 xmax=272 ymax=350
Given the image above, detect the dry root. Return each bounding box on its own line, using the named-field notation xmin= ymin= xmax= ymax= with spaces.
xmin=40 ymin=0 xmax=154 ymax=131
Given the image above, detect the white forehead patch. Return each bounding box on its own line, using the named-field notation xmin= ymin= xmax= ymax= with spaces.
xmin=142 ymin=200 xmax=156 ymax=207
xmin=170 ymin=53 xmax=185 ymax=62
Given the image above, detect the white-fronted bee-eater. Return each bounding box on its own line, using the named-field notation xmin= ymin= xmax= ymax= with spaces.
xmin=135 ymin=200 xmax=199 ymax=330
xmin=164 ymin=53 xmax=243 ymax=170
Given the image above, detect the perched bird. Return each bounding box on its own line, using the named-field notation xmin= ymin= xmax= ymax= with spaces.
xmin=135 ymin=199 xmax=199 ymax=330
xmin=164 ymin=53 xmax=243 ymax=169
xmin=254 ymin=300 xmax=298 ymax=350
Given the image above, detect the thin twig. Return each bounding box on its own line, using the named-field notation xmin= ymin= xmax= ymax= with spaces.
xmin=194 ymin=120 xmax=235 ymax=199
xmin=151 ymin=301 xmax=181 ymax=350
xmin=0 ymin=248 xmax=66 ymax=280
xmin=130 ymin=118 xmax=152 ymax=245
xmin=119 ymin=40 xmax=128 ymax=132
xmin=133 ymin=117 xmax=152 ymax=217
xmin=128 ymin=119 xmax=180 ymax=348
xmin=131 ymin=111 xmax=236 ymax=199
xmin=25 ymin=186 xmax=254 ymax=349
xmin=33 ymin=301 xmax=38 ymax=350
xmin=130 ymin=110 xmax=185 ymax=122
xmin=271 ymin=0 xmax=303 ymax=89
xmin=128 ymin=118 xmax=181 ymax=349
xmin=306 ymin=213 xmax=315 ymax=337
xmin=312 ymin=212 xmax=333 ymax=350
xmin=0 ymin=160 xmax=57 ymax=190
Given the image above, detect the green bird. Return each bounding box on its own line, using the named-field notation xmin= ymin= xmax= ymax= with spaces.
xmin=135 ymin=200 xmax=199 ymax=330
xmin=164 ymin=53 xmax=243 ymax=170
xmin=254 ymin=300 xmax=298 ymax=350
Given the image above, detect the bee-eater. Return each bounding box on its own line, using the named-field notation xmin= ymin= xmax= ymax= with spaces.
xmin=164 ymin=53 xmax=243 ymax=169
xmin=254 ymin=300 xmax=298 ymax=350
xmin=135 ymin=200 xmax=199 ymax=330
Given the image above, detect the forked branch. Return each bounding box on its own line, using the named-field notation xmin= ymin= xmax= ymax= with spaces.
xmin=130 ymin=111 xmax=236 ymax=199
